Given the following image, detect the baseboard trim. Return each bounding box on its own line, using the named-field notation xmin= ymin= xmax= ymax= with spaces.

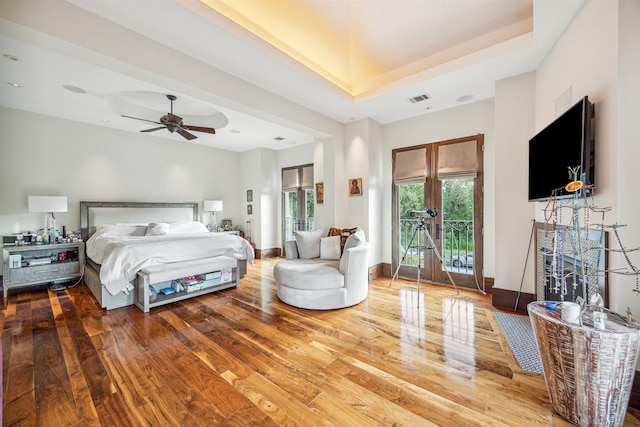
xmin=483 ymin=277 xmax=494 ymax=294
xmin=369 ymin=263 xmax=383 ymax=280
xmin=379 ymin=263 xmax=494 ymax=293
xmin=491 ymin=288 xmax=536 ymax=313
xmin=255 ymin=248 xmax=281 ymax=259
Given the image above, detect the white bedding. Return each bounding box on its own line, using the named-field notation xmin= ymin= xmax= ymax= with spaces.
xmin=87 ymin=223 xmax=254 ymax=296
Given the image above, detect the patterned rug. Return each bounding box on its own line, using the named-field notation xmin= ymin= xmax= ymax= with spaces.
xmin=493 ymin=312 xmax=544 ymax=374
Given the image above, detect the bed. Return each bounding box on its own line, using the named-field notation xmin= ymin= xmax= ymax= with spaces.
xmin=80 ymin=201 xmax=253 ymax=310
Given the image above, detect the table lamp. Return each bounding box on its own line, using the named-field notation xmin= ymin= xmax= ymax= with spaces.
xmin=28 ymin=196 xmax=68 ymax=240
xmin=203 ymin=200 xmax=223 ymax=231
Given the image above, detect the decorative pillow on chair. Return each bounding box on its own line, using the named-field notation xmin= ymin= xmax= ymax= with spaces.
xmin=294 ymin=228 xmax=323 ymax=259
xmin=328 ymin=227 xmax=360 ymax=254
xmin=320 ymin=235 xmax=341 ymax=260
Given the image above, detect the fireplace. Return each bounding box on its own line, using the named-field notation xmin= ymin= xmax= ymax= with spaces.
xmin=534 ymin=222 xmax=608 ymax=306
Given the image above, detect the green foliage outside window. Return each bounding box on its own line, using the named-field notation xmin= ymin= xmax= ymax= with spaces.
xmin=398 ymin=178 xmax=474 ymax=265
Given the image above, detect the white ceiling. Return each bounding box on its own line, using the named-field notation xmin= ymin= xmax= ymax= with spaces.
xmin=0 ymin=0 xmax=585 ymax=152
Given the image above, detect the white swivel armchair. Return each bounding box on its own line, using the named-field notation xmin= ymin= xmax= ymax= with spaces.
xmin=274 ymin=230 xmax=369 ymax=310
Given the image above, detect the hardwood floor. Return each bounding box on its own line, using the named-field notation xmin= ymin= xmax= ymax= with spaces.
xmin=2 ymin=258 xmax=640 ymax=426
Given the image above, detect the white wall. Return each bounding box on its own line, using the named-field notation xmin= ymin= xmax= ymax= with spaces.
xmin=340 ymin=119 xmax=385 ymax=263
xmin=382 ymin=99 xmax=496 ymax=277
xmin=535 ymin=0 xmax=619 ymax=215
xmin=238 ymin=147 xmax=282 ymax=249
xmin=533 ymin=0 xmax=636 ymax=315
xmin=617 ymin=0 xmax=640 ymax=273
xmin=0 ymin=107 xmax=242 ymax=274
xmin=368 ymin=120 xmax=384 ymax=267
xmin=344 ymin=120 xmax=372 ymax=236
xmin=493 ymin=72 xmax=536 ymax=294
xmin=614 ymin=0 xmax=640 ymax=315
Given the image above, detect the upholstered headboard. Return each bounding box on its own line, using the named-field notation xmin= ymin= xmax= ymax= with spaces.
xmin=80 ymin=201 xmax=199 ymax=241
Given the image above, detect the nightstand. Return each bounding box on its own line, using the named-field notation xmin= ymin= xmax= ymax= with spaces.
xmin=2 ymin=241 xmax=85 ymax=297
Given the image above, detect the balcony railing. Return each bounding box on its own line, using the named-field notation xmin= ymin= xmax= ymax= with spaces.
xmin=399 ymin=218 xmax=473 ymax=273
xmin=284 ymin=217 xmax=315 ymax=242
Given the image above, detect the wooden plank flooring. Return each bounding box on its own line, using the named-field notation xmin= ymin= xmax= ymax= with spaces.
xmin=2 ymin=258 xmax=640 ymax=426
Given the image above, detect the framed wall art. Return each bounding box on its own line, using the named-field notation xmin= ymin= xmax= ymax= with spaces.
xmin=349 ymin=178 xmax=362 ymax=196
xmin=316 ymin=182 xmax=324 ymax=204
xmin=246 ymin=189 xmax=253 ymax=202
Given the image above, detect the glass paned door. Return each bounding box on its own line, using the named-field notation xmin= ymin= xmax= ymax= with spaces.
xmin=392 ymin=136 xmax=483 ymax=290
xmin=282 ymin=165 xmax=314 ymax=245
xmin=283 ymin=190 xmax=299 ymax=242
xmin=433 ymin=177 xmax=478 ymax=287
xmin=395 ymin=182 xmax=437 ymax=279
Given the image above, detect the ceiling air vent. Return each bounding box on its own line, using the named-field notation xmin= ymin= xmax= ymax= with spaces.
xmin=409 ymin=93 xmax=431 ymax=103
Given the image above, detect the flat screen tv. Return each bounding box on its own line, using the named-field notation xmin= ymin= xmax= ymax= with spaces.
xmin=528 ymin=96 xmax=595 ymax=202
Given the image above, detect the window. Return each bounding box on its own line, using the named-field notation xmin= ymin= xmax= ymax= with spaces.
xmin=282 ymin=164 xmax=314 ymax=243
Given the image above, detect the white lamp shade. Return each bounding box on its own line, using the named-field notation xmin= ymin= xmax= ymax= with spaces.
xmin=28 ymin=196 xmax=68 ymax=213
xmin=203 ymin=200 xmax=223 ymax=212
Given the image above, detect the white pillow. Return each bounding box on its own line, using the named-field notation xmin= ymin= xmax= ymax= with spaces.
xmin=94 ymin=224 xmax=147 ymax=236
xmin=294 ymin=228 xmax=323 ymax=259
xmin=320 ymin=235 xmax=341 ymax=260
xmin=145 ymin=222 xmax=170 ymax=236
xmin=96 ymin=223 xmax=147 ymax=231
xmin=168 ymin=221 xmax=209 ymax=235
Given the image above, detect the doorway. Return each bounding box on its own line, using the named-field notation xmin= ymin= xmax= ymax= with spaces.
xmin=282 ymin=164 xmax=314 ymax=244
xmin=392 ymin=136 xmax=484 ymax=290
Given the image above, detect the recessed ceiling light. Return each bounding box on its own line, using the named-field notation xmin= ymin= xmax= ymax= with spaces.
xmin=62 ymin=84 xmax=86 ymax=94
xmin=100 ymin=118 xmax=109 ymax=122
xmin=456 ymin=94 xmax=474 ymax=103
xmin=274 ymin=136 xmax=285 ymax=141
xmin=7 ymin=82 xmax=22 ymax=88
xmin=3 ymin=54 xmax=20 ymax=61
xmin=229 ymin=129 xmax=241 ymax=134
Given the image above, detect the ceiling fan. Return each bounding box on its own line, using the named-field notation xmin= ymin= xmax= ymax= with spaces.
xmin=122 ymin=94 xmax=216 ymax=140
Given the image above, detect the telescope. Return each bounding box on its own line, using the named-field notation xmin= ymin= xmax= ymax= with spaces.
xmin=409 ymin=208 xmax=438 ymax=218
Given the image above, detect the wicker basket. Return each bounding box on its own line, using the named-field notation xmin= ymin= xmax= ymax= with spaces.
xmin=528 ymin=302 xmax=640 ymax=427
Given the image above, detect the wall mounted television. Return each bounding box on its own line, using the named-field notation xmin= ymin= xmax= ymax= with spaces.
xmin=528 ymin=96 xmax=595 ymax=202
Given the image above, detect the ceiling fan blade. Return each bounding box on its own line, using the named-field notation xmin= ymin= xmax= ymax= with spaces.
xmin=140 ymin=127 xmax=166 ymax=133
xmin=177 ymin=129 xmax=197 ymax=140
xmin=183 ymin=125 xmax=216 ymax=134
xmin=122 ymin=115 xmax=162 ymax=125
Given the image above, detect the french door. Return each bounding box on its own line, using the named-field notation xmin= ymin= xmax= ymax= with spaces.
xmin=282 ymin=164 xmax=314 ymax=244
xmin=392 ymin=136 xmax=483 ymax=290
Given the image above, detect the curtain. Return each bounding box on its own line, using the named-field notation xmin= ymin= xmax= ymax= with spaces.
xmin=393 ymin=148 xmax=427 ymax=184
xmin=282 ymin=168 xmax=299 ymax=191
xmin=437 ymin=140 xmax=477 ymax=179
xmin=301 ymin=166 xmax=314 ymax=190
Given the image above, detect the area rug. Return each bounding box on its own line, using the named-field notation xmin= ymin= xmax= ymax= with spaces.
xmin=493 ymin=312 xmax=544 ymax=374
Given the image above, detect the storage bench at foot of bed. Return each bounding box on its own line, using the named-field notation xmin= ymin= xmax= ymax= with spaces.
xmin=135 ymin=256 xmax=238 ymax=312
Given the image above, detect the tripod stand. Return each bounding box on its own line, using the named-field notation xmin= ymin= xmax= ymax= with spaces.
xmin=390 ymin=218 xmax=459 ymax=306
